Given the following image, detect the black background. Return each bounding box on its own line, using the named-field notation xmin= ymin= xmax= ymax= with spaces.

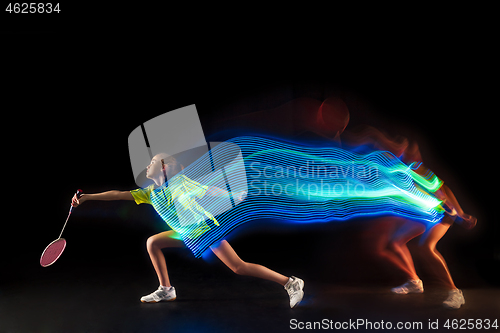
xmin=1 ymin=5 xmax=498 ymax=332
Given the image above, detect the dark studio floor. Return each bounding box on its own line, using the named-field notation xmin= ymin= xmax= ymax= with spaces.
xmin=1 ymin=222 xmax=499 ymax=333
xmin=1 ymin=265 xmax=499 ymax=333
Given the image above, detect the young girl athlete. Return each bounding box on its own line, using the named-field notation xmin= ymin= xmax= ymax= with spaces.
xmin=71 ymin=153 xmax=305 ymax=308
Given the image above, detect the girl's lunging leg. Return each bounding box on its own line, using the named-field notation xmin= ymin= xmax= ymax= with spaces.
xmin=211 ymin=240 xmax=290 ymax=286
xmin=418 ymin=222 xmax=456 ymax=290
xmin=146 ymin=230 xmax=185 ymax=287
xmin=140 ymin=231 xmax=185 ymax=303
xmin=211 ymin=240 xmax=305 ymax=308
xmin=417 ymin=221 xmax=465 ymax=309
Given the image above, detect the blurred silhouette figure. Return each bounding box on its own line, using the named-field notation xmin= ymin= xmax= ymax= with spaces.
xmin=206 ymin=97 xmax=350 ymax=143
xmin=208 ymin=96 xmax=476 ymax=309
xmin=344 ymin=125 xmax=476 ymax=309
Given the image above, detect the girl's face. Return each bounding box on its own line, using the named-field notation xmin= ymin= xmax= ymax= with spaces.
xmin=146 ymin=153 xmax=174 ymax=180
xmin=146 ymin=156 xmax=163 ymax=179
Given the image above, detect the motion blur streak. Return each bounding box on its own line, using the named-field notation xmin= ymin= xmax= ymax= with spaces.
xmin=154 ymin=136 xmax=444 ymax=257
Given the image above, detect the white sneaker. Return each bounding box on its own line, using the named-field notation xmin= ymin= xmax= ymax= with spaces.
xmin=391 ymin=279 xmax=424 ymax=294
xmin=284 ymin=276 xmax=304 ymax=308
xmin=140 ymin=286 xmax=177 ymax=303
xmin=443 ymin=289 xmax=465 ymax=309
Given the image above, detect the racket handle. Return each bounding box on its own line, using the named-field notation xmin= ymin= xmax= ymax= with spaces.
xmin=70 ymin=189 xmax=84 ymax=213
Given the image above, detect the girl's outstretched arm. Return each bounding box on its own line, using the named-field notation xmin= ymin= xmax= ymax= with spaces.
xmin=71 ymin=190 xmax=134 ymax=207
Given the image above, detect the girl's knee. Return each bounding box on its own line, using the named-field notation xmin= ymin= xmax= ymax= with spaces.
xmin=146 ymin=236 xmax=158 ymax=252
xmin=387 ymin=241 xmax=400 ymax=252
xmin=388 ymin=237 xmax=408 ymax=251
xmin=416 ymin=241 xmax=434 ymax=254
xmin=232 ymin=261 xmax=248 ymax=275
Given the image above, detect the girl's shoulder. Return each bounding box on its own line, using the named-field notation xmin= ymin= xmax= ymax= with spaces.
xmin=130 ymin=184 xmax=155 ymax=205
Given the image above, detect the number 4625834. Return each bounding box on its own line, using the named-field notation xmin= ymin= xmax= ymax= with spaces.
xmin=6 ymin=3 xmax=60 ymax=13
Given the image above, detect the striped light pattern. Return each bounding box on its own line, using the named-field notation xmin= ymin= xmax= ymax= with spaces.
xmin=149 ymin=136 xmax=445 ymax=257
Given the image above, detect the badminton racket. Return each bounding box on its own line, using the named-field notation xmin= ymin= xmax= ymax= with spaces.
xmin=40 ymin=189 xmax=83 ymax=267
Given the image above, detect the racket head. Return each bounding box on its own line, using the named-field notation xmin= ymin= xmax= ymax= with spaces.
xmin=40 ymin=238 xmax=67 ymax=267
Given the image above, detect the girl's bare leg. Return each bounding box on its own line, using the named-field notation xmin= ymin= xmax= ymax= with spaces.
xmin=418 ymin=222 xmax=457 ymax=290
xmin=375 ymin=219 xmax=425 ymax=280
xmin=384 ymin=242 xmax=418 ymax=280
xmin=399 ymin=243 xmax=419 ymax=279
xmin=146 ymin=230 xmax=185 ymax=287
xmin=211 ymin=240 xmax=290 ymax=286
xmin=390 ymin=221 xmax=425 ymax=280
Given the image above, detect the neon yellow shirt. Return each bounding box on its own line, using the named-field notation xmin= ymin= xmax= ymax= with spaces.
xmin=130 ymin=175 xmax=219 ymax=239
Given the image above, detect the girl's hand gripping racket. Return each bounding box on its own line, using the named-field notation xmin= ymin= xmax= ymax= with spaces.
xmin=40 ymin=189 xmax=83 ymax=267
